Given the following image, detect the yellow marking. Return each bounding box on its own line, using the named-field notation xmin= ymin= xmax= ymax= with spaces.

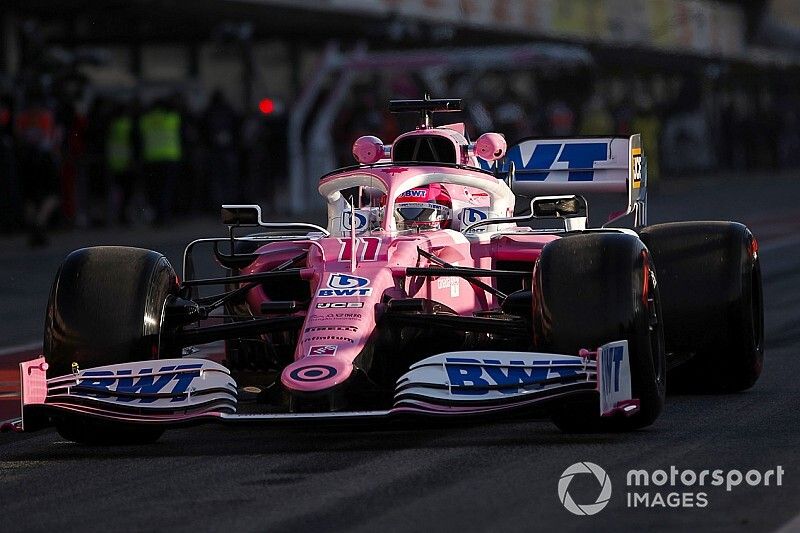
xmin=631 ymin=148 xmax=642 ymax=156
xmin=632 ymin=181 xmax=641 ymax=189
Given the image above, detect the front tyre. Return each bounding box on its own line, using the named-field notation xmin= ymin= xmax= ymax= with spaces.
xmin=44 ymin=246 xmax=177 ymax=444
xmin=533 ymin=233 xmax=665 ymax=432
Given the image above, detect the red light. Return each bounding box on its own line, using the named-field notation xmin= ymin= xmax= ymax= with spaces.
xmin=258 ymin=98 xmax=275 ymax=115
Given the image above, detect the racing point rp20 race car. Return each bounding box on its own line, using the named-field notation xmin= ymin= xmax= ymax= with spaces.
xmin=11 ymin=98 xmax=763 ymax=444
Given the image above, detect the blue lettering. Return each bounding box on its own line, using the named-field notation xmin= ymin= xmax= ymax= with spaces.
xmin=445 ymin=359 xmax=489 ymax=396
xmin=506 ymin=143 xmax=561 ymax=181
xmin=548 ymin=365 xmax=580 ymax=380
xmin=77 ymin=371 xmax=115 ymax=394
xmin=525 ymin=144 xmax=561 ymax=173
xmin=557 ymin=143 xmax=607 ymax=181
xmin=611 ymin=346 xmax=624 ymax=392
xmin=75 ymin=365 xmax=205 ymax=404
xmin=601 ymin=346 xmax=625 ymax=395
xmin=318 ymin=288 xmax=371 ymax=297
xmin=505 ymin=142 xmax=608 ymax=181
xmin=116 ymin=366 xmax=177 ymax=403
xmin=602 ymin=350 xmax=613 ymax=396
xmin=484 ymin=364 xmax=549 ymax=394
xmin=169 ymin=364 xmax=204 ymax=401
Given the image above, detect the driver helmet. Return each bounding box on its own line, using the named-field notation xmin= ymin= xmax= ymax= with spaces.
xmin=394 ymin=183 xmax=452 ymax=231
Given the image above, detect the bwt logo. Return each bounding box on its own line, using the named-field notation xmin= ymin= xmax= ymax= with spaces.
xmin=460 ymin=208 xmax=488 ymax=224
xmin=319 ymin=274 xmax=372 ymax=297
xmin=342 ymin=211 xmax=367 ymax=231
xmin=506 ymin=142 xmax=607 ymax=182
xmin=444 ymin=358 xmax=579 ymax=395
xmin=328 ymin=273 xmax=370 ymax=289
xmin=400 ymin=189 xmax=427 ymax=198
xmin=76 ymin=364 xmax=203 ymax=403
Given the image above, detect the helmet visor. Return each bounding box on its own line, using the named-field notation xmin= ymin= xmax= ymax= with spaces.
xmin=395 ymin=202 xmax=450 ymax=230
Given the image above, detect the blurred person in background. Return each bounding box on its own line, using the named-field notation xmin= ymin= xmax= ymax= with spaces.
xmin=240 ymin=109 xmax=266 ymax=207
xmin=57 ymin=94 xmax=88 ymax=227
xmin=494 ymin=98 xmax=529 ymax=142
xmin=510 ymin=74 xmax=546 ymax=139
xmin=579 ymin=92 xmax=614 ymax=136
xmin=631 ymin=88 xmax=662 ymax=187
xmin=83 ymin=96 xmax=112 ymax=226
xmin=179 ymin=93 xmax=203 ymax=213
xmin=729 ymin=90 xmax=754 ymax=171
xmin=778 ymin=90 xmax=800 ymax=170
xmin=609 ymin=76 xmax=635 ymax=136
xmin=105 ymin=101 xmax=137 ymax=224
xmin=660 ymin=79 xmax=713 ymax=174
xmin=139 ymin=94 xmax=183 ymax=225
xmin=243 ymin=101 xmax=289 ymax=213
xmin=15 ymin=91 xmax=61 ymax=246
xmin=756 ymin=90 xmax=780 ymax=171
xmin=0 ymin=94 xmax=22 ymax=233
xmin=719 ymin=87 xmax=738 ymax=172
xmin=495 ymin=77 xmax=536 ymax=142
xmin=546 ymin=99 xmax=576 ymax=137
xmin=202 ymin=89 xmax=240 ymax=208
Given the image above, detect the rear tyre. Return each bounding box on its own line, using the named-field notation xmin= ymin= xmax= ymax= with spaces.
xmin=44 ymin=246 xmax=177 ymax=444
xmin=639 ymin=222 xmax=763 ymax=392
xmin=533 ymin=232 xmax=665 ymax=432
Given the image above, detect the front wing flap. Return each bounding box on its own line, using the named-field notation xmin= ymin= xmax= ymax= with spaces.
xmin=12 ymin=341 xmax=636 ymax=430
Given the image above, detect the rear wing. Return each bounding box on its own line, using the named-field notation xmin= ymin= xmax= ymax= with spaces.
xmin=496 ymin=135 xmax=646 ymax=227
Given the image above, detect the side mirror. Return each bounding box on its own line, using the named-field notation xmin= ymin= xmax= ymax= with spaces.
xmin=221 ymin=205 xmax=262 ymax=226
xmin=473 ymin=132 xmax=507 ymax=161
xmin=531 ymin=195 xmax=588 ymax=231
xmin=531 ymin=195 xmax=587 ymax=218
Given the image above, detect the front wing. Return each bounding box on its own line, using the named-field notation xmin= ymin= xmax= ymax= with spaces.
xmin=6 ymin=341 xmax=638 ymax=432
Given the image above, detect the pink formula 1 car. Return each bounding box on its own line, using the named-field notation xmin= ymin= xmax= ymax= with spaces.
xmin=14 ymin=99 xmax=763 ymax=443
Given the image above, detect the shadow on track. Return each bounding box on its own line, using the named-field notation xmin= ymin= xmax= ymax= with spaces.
xmin=1 ymin=416 xmax=640 ymax=463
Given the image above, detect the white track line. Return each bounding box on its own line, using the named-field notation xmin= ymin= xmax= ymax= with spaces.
xmin=760 ymin=233 xmax=800 ymax=254
xmin=774 ymin=511 xmax=800 ymax=533
xmin=0 ymin=341 xmax=41 ymax=357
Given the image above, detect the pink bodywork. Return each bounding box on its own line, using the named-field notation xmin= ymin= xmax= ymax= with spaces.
xmin=242 ymin=153 xmax=559 ymax=397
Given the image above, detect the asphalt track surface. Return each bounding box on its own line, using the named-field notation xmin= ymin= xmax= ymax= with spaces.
xmin=1 ymin=175 xmax=799 ymax=532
